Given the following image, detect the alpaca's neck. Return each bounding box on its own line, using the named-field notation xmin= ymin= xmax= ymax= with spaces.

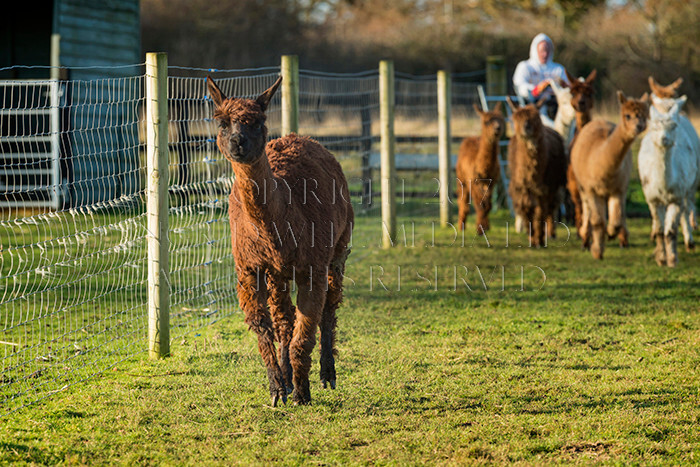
xmin=476 ymin=134 xmax=500 ymax=173
xmin=554 ymin=113 xmax=574 ymax=141
xmin=575 ymin=110 xmax=591 ymax=132
xmin=599 ymin=124 xmax=636 ymax=173
xmin=231 ymin=153 xmax=283 ymax=226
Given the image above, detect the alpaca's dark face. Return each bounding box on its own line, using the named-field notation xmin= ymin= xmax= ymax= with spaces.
xmin=474 ymin=102 xmax=505 ymax=141
xmin=214 ymin=108 xmax=267 ymax=164
xmin=207 ymin=76 xmax=282 ymax=165
xmin=482 ymin=111 xmax=505 ymax=140
xmin=567 ymin=69 xmax=596 ymax=114
xmin=511 ymin=105 xmax=542 ymax=140
xmin=570 ymin=82 xmax=594 ymax=113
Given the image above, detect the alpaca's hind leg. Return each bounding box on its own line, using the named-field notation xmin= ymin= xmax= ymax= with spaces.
xmin=457 ymin=180 xmax=470 ymax=231
xmin=567 ymin=166 xmax=582 ymax=231
xmin=320 ymin=256 xmax=347 ymax=390
xmin=290 ymin=270 xmax=327 ymax=405
xmin=664 ymin=203 xmax=682 ymax=267
xmin=237 ymin=268 xmax=287 ymax=406
xmin=680 ymin=200 xmax=695 ymax=251
xmin=267 ymin=274 xmax=295 ymax=394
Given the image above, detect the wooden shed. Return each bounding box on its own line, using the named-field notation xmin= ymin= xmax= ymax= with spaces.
xmin=0 ymin=0 xmax=142 ymax=209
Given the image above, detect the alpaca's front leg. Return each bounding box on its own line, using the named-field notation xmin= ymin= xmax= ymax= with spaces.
xmin=475 ymin=186 xmax=492 ymax=235
xmin=267 ymin=274 xmax=295 ymax=394
xmin=650 ymin=203 xmax=666 ymax=266
xmin=607 ymin=195 xmax=629 ymax=247
xmin=290 ymin=271 xmax=327 ymax=405
xmin=588 ymin=195 xmax=607 ymax=259
xmin=237 ymin=268 xmax=287 ymax=406
xmin=664 ymin=203 xmax=681 ymax=267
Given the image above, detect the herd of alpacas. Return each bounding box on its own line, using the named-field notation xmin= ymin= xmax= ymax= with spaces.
xmin=458 ymin=74 xmax=700 ymax=267
xmin=206 ymin=73 xmax=698 ymax=405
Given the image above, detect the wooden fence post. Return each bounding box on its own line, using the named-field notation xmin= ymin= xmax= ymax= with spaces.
xmin=486 ymin=55 xmax=507 ymax=96
xmin=379 ymin=60 xmax=396 ymax=249
xmin=437 ymin=70 xmax=452 ymax=227
xmin=281 ymin=55 xmax=299 ymax=135
xmin=146 ymin=52 xmax=170 ymax=359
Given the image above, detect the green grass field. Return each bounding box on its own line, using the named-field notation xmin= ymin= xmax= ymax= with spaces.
xmin=1 ymin=206 xmax=699 ymax=465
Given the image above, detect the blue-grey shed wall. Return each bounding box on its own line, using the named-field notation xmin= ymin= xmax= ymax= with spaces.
xmin=56 ymin=0 xmax=142 ymax=207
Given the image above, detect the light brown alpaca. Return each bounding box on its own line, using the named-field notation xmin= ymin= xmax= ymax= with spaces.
xmin=455 ymin=103 xmax=505 ymax=234
xmin=506 ymin=98 xmax=567 ymax=247
xmin=207 ymin=76 xmax=354 ymax=406
xmin=570 ymin=91 xmax=649 ymax=259
xmin=564 ymin=69 xmax=597 ymax=232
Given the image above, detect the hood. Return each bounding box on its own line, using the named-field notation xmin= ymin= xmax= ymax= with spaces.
xmin=528 ymin=33 xmax=554 ymax=66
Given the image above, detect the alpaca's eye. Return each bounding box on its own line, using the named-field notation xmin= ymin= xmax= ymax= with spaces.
xmin=217 ymin=120 xmax=228 ymax=129
xmin=253 ymin=123 xmax=262 ymax=131
xmin=625 ymin=114 xmax=632 ymax=120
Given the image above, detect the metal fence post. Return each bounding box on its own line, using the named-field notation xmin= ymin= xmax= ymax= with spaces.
xmin=438 ymin=70 xmax=452 ymax=227
xmin=281 ymin=55 xmax=299 ymax=135
xmin=380 ymin=60 xmax=396 ymax=249
xmin=146 ymin=52 xmax=170 ymax=358
xmin=486 ymin=55 xmax=507 ymax=96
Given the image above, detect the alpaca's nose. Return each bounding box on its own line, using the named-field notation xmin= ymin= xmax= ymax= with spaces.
xmin=662 ymin=135 xmax=673 ymax=147
xmin=231 ymin=132 xmax=246 ymax=147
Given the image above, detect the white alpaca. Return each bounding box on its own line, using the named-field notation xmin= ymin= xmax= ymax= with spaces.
xmin=650 ymin=94 xmax=700 ymax=229
xmin=638 ymin=96 xmax=699 ymax=267
xmin=548 ymin=78 xmax=577 ymax=147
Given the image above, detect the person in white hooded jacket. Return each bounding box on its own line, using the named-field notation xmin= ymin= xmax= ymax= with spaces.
xmin=512 ymin=33 xmax=569 ymax=123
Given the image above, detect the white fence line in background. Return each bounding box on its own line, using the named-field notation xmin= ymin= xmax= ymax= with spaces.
xmin=0 ymin=56 xmax=485 ymax=416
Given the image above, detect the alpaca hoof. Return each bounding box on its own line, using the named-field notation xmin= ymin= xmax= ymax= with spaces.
xmin=686 ymin=241 xmax=695 ymax=252
xmin=666 ymin=256 xmax=678 ymax=268
xmin=271 ymin=392 xmax=287 ymax=407
xmin=292 ymin=394 xmax=311 ymax=406
xmin=321 ymin=378 xmax=336 ymax=390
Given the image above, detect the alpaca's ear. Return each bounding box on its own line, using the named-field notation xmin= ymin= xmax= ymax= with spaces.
xmin=207 ymin=76 xmax=226 ymax=108
xmin=564 ymin=69 xmax=575 ymax=85
xmin=670 ymin=77 xmax=683 ymax=92
xmin=505 ymin=96 xmax=518 ymax=112
xmin=617 ymin=90 xmax=627 ymax=105
xmin=493 ymin=101 xmax=503 ymax=114
xmin=669 ymin=95 xmax=687 ymax=116
xmin=640 ymin=92 xmax=650 ymax=104
xmin=585 ymin=69 xmax=597 ymax=84
xmin=535 ymin=96 xmax=547 ymax=109
xmin=648 ymin=76 xmax=657 ymax=93
xmin=472 ymin=103 xmax=484 ymax=116
xmin=256 ymin=76 xmax=283 ymax=112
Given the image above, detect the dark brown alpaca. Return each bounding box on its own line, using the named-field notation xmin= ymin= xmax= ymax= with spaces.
xmin=506 ymin=98 xmax=567 ymax=247
xmin=455 ymin=103 xmax=505 ymax=234
xmin=207 ymin=76 xmax=354 ymax=406
xmin=565 ymin=69 xmax=597 ymax=232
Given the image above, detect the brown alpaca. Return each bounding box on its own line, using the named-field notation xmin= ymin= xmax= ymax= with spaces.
xmin=455 ymin=103 xmax=505 ymax=234
xmin=648 ymin=76 xmax=683 ymax=99
xmin=570 ymin=91 xmax=649 ymax=259
xmin=506 ymin=98 xmax=567 ymax=247
xmin=564 ymin=69 xmax=597 ymax=232
xmin=207 ymin=76 xmax=354 ymax=406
